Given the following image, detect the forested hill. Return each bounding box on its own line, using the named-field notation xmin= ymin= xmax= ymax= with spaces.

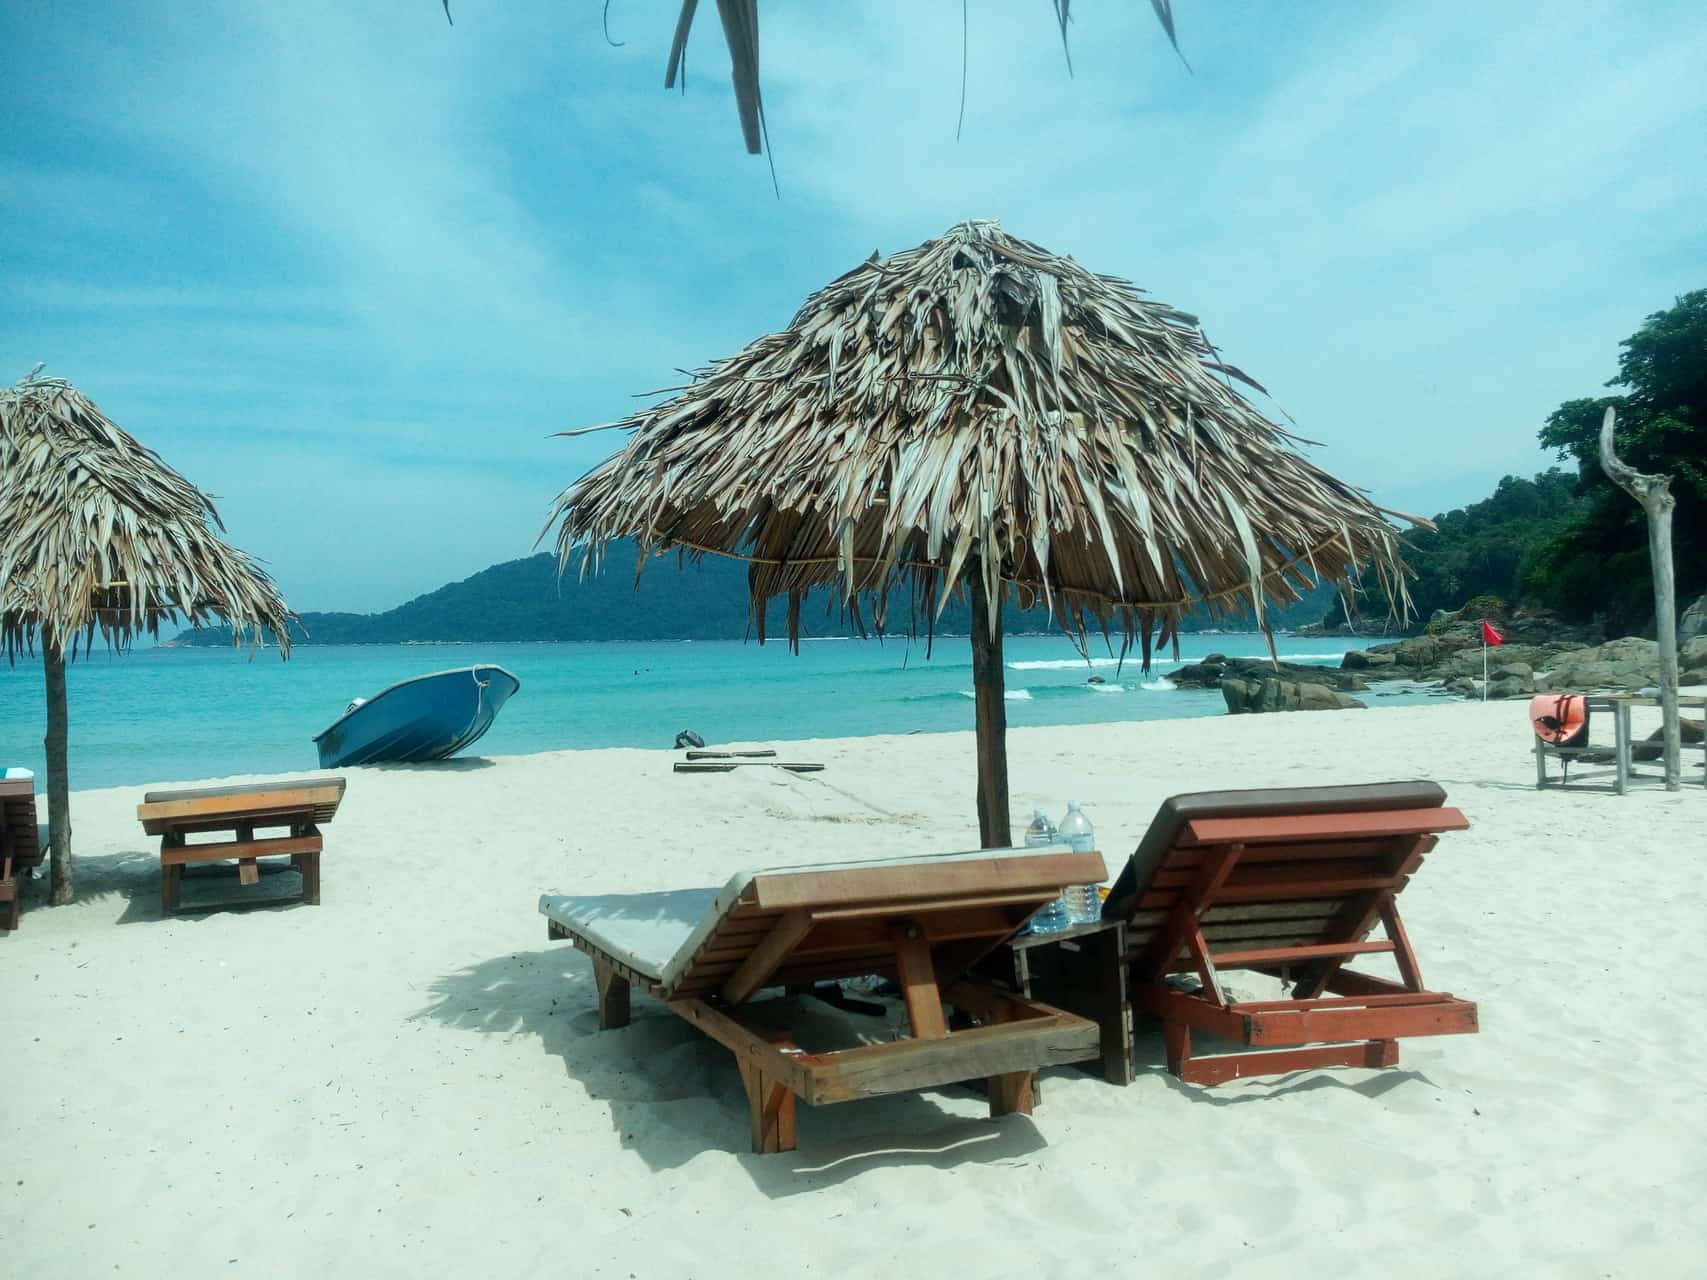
xmin=169 ymin=543 xmax=1338 ymax=647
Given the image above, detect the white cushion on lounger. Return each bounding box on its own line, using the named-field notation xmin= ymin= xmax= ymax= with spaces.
xmin=3 ymin=767 xmax=32 ymax=780
xmin=539 ymin=888 xmax=721 ymax=981
xmin=539 ymin=842 xmax=1076 ymax=990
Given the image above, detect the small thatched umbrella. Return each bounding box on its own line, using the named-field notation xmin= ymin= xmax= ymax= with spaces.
xmin=543 ymin=221 xmax=1419 ymax=846
xmin=0 ymin=369 xmax=294 ymax=903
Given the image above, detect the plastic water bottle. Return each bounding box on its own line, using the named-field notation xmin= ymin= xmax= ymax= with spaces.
xmin=1022 ymin=809 xmax=1070 ymax=934
xmin=1023 ymin=808 xmax=1057 ymax=848
xmin=1056 ymin=801 xmax=1103 ymax=924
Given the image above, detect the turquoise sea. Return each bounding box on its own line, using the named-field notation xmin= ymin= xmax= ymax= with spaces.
xmin=0 ymin=634 xmax=1422 ymax=790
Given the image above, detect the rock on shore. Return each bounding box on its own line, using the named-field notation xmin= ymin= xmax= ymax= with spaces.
xmin=1221 ymin=677 xmax=1366 ymax=714
xmin=1164 ymin=653 xmax=1368 ymax=715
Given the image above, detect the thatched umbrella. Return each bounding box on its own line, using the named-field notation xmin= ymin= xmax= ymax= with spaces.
xmin=0 ymin=369 xmax=294 ymax=903
xmin=543 ymin=221 xmax=1418 ymax=846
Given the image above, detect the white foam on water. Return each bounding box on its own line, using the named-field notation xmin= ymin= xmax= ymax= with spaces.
xmin=1141 ymin=678 xmax=1176 ymax=691
xmin=958 ymin=689 xmax=1034 ymax=701
xmin=1088 ymin=682 xmax=1125 ymax=693
xmin=1010 ymin=650 xmax=1351 ymax=672
xmin=1007 ymin=657 xmax=1124 ymax=671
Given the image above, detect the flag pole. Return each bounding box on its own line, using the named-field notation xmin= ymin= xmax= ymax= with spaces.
xmin=1482 ymin=634 xmax=1488 ymax=702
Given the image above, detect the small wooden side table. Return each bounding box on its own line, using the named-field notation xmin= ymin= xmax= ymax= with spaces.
xmin=979 ymin=917 xmax=1133 ymax=1085
xmin=136 ymin=777 xmax=346 ymax=914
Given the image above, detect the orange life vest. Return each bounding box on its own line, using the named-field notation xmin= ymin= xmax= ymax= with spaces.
xmin=1530 ymin=694 xmax=1589 ymax=748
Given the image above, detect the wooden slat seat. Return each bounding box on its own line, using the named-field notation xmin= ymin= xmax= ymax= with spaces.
xmin=1007 ymin=781 xmax=1478 ymax=1087
xmin=539 ymin=844 xmax=1108 ymax=1154
xmin=138 ymin=777 xmax=346 ymax=836
xmin=135 ymin=776 xmax=347 ymax=914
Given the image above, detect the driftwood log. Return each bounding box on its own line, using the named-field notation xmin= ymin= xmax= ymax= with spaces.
xmin=1598 ymin=406 xmax=1682 ymax=790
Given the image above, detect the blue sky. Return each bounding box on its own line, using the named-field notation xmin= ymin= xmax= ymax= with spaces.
xmin=3 ymin=1 xmax=1704 ymax=613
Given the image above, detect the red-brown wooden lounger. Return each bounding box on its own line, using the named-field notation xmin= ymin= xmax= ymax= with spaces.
xmin=1 ymin=771 xmax=44 ymax=932
xmin=539 ymin=844 xmax=1107 ymax=1154
xmin=1108 ymin=780 xmax=1477 ymax=1084
xmin=136 ymin=777 xmax=347 ymax=914
xmin=990 ymin=782 xmax=1477 ymax=1086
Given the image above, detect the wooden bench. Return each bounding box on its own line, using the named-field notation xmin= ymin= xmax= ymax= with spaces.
xmin=1 ymin=773 xmax=44 ymax=932
xmin=1534 ymin=694 xmax=1707 ymax=794
xmin=540 ymin=845 xmax=1108 ymax=1154
xmin=136 ymin=777 xmax=346 ymax=914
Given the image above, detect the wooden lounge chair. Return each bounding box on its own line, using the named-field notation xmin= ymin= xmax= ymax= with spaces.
xmin=1 ymin=770 xmax=44 ymax=932
xmin=136 ymin=776 xmax=346 ymax=914
xmin=995 ymin=782 xmax=1477 ymax=1086
xmin=539 ymin=845 xmax=1108 ymax=1154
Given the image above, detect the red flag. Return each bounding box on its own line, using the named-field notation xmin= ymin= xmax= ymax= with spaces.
xmin=1481 ymin=620 xmax=1505 ymax=646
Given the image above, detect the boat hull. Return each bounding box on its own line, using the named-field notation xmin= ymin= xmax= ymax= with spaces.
xmin=312 ymin=666 xmax=521 ymax=768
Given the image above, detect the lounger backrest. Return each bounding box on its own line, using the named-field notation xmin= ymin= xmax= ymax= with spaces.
xmin=660 ymin=845 xmax=1107 ymax=1000
xmin=137 ymin=776 xmax=347 ymax=836
xmin=1104 ymin=781 xmax=1462 ymax=966
xmin=0 ymin=778 xmax=43 ymax=868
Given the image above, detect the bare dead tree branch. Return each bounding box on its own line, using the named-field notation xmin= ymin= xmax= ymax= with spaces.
xmin=1599 ymin=405 xmax=1683 ymax=789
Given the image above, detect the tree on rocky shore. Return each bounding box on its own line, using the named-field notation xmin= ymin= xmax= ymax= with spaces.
xmin=1328 ymin=292 xmax=1703 ymax=637
xmin=1322 ymin=471 xmax=1584 ymax=629
xmin=1530 ymin=290 xmax=1706 ymax=631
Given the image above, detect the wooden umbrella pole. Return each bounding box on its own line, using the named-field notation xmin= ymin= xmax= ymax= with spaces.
xmin=43 ymin=631 xmax=74 ymax=903
xmin=969 ymin=561 xmax=1012 ymax=847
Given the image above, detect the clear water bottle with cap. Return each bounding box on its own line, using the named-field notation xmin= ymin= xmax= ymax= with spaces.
xmin=1021 ymin=809 xmax=1070 ymax=933
xmin=1023 ymin=808 xmax=1057 ymax=847
xmin=1056 ymin=800 xmax=1103 ymax=924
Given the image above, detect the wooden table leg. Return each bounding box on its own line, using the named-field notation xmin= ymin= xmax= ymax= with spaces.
xmin=981 ymin=999 xmax=1037 ymax=1117
xmin=738 ymin=1059 xmax=798 ymax=1154
xmin=300 ymin=851 xmax=321 ymax=905
xmin=988 ymin=1067 xmax=1036 ymax=1116
xmin=592 ymin=956 xmax=631 ymax=1030
xmin=1092 ymin=924 xmax=1135 ymax=1085
xmin=1163 ymin=1019 xmax=1193 ymax=1080
xmin=1 ymin=856 xmax=18 ymax=932
xmin=1615 ymin=703 xmax=1630 ymax=795
xmin=161 ymin=862 xmax=181 ymax=915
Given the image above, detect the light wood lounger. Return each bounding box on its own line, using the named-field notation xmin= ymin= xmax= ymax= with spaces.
xmin=1004 ymin=782 xmax=1478 ymax=1086
xmin=540 ymin=845 xmax=1107 ymax=1154
xmin=136 ymin=777 xmax=347 ymax=914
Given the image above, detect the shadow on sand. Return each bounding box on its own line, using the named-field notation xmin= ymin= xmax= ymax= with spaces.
xmin=363 ymin=756 xmax=497 ymax=774
xmin=52 ymin=848 xmax=315 ymax=924
xmin=414 ymin=946 xmax=1052 ymax=1194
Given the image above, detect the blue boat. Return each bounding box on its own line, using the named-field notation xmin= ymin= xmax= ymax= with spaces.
xmin=312 ymin=665 xmax=521 ymax=768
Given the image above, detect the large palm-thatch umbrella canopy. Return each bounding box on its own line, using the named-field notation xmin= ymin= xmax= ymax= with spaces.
xmin=0 ymin=368 xmax=293 ymax=903
xmin=544 ymin=221 xmax=1418 ymax=845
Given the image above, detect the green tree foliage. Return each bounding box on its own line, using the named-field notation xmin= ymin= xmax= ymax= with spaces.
xmin=1330 ymin=470 xmax=1587 ymax=627
xmin=1530 ymin=290 xmax=1707 ymax=628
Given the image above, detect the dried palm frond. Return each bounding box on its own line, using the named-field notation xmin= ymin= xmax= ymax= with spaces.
xmin=664 ymin=0 xmax=1189 ymax=157
xmin=544 ymin=220 xmax=1421 ymax=662
xmin=441 ymin=3 xmax=1189 ymax=158
xmin=0 ymin=369 xmax=294 ymax=658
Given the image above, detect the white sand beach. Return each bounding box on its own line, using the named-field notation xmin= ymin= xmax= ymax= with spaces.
xmin=5 ymin=700 xmax=1705 ymax=1278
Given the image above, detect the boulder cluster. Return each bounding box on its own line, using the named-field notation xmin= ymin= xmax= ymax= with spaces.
xmin=1340 ymin=593 xmax=1707 ymax=701
xmin=1169 ymin=653 xmax=1369 ymax=715
xmin=1173 ymin=594 xmax=1707 ymax=715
